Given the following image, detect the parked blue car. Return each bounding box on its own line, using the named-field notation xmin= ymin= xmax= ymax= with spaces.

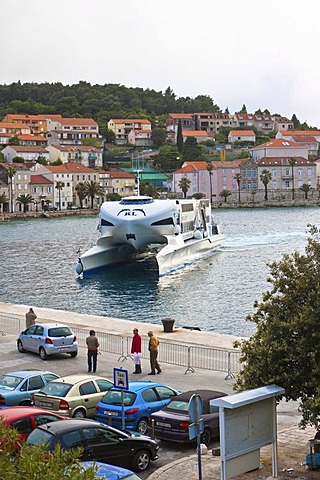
xmin=80 ymin=462 xmax=142 ymax=479
xmin=95 ymin=381 xmax=179 ymax=434
xmin=0 ymin=370 xmax=59 ymax=406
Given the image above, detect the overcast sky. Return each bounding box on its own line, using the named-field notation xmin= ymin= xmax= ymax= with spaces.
xmin=2 ymin=0 xmax=320 ymax=126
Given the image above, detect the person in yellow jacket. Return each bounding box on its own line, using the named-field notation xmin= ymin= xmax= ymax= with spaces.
xmin=147 ymin=330 xmax=161 ymax=375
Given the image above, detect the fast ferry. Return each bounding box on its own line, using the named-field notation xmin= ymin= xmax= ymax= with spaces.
xmin=76 ymin=196 xmax=224 ymax=276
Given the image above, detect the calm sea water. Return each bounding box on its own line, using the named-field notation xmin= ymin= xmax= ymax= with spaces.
xmin=0 ymin=207 xmax=317 ymax=336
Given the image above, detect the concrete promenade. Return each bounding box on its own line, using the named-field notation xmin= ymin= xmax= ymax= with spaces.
xmin=0 ymin=301 xmax=317 ymax=479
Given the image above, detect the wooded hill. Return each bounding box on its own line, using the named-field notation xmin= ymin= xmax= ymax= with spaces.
xmin=0 ymin=82 xmax=220 ymax=131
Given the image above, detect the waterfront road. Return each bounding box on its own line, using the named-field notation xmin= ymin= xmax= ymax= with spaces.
xmin=0 ymin=302 xmax=317 ymax=479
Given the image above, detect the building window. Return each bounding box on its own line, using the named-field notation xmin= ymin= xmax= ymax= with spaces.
xmin=285 ymin=169 xmax=290 ymax=176
xmin=272 ymin=169 xmax=277 ymax=176
xmin=298 ymin=169 xmax=302 ymax=176
xmin=307 ymin=168 xmax=312 ymax=176
xmin=272 ymin=181 xmax=277 ymax=188
xmin=33 ymin=187 xmax=37 ymax=193
xmin=285 ymin=180 xmax=290 ymax=189
xmin=298 ymin=180 xmax=302 ymax=187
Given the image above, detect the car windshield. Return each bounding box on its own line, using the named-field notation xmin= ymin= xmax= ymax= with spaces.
xmin=48 ymin=327 xmax=72 ymax=337
xmin=27 ymin=427 xmax=54 ymax=445
xmin=0 ymin=374 xmax=22 ymax=390
xmin=165 ymin=400 xmax=189 ymax=412
xmin=40 ymin=382 xmax=73 ymax=397
xmin=101 ymin=390 xmax=136 ymax=406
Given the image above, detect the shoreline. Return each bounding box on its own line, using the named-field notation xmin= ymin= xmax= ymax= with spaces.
xmin=0 ymin=301 xmax=245 ymax=350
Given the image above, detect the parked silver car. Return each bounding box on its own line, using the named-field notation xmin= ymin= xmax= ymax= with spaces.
xmin=17 ymin=323 xmax=78 ymax=360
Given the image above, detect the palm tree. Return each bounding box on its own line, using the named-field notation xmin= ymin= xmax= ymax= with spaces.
xmin=16 ymin=194 xmax=34 ymax=213
xmin=7 ymin=165 xmax=16 ymax=213
xmin=299 ymin=183 xmax=312 ymax=199
xmin=178 ymin=177 xmax=191 ymax=199
xmin=206 ymin=161 xmax=214 ymax=202
xmin=219 ymin=189 xmax=232 ymax=203
xmin=260 ymin=169 xmax=272 ymax=201
xmin=85 ymin=180 xmax=104 ymax=208
xmin=0 ymin=193 xmax=8 ymax=213
xmin=55 ymin=181 xmax=65 ymax=211
xmin=288 ymin=157 xmax=296 ymax=200
xmin=75 ymin=182 xmax=87 ymax=209
xmin=234 ymin=173 xmax=242 ymax=203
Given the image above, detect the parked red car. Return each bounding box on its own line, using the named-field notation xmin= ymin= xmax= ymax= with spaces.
xmin=0 ymin=406 xmax=66 ymax=441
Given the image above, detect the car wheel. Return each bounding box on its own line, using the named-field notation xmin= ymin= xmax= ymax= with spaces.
xmin=137 ymin=417 xmax=148 ymax=435
xmin=39 ymin=347 xmax=47 ymax=360
xmin=17 ymin=340 xmax=25 ymax=353
xmin=73 ymin=409 xmax=86 ymax=418
xmin=200 ymin=428 xmax=211 ymax=446
xmin=132 ymin=450 xmax=151 ymax=472
xmin=69 ymin=352 xmax=78 ymax=358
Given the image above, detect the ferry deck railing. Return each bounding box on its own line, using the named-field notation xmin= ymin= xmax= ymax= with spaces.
xmin=0 ymin=314 xmax=241 ymax=380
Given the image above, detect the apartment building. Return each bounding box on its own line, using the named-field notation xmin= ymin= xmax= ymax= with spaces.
xmin=47 ymin=117 xmax=100 ymax=146
xmin=46 ymin=145 xmax=103 ymax=168
xmin=108 ymin=119 xmax=152 ymax=145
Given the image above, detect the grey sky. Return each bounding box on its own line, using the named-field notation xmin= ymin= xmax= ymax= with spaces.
xmin=2 ymin=0 xmax=320 ymax=126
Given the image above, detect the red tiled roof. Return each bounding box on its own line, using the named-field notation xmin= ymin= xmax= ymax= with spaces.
xmin=109 ymin=119 xmax=151 ymax=124
xmin=45 ymin=163 xmax=98 ymax=173
xmin=5 ymin=145 xmax=48 ymax=153
xmin=182 ymin=130 xmax=208 ymax=136
xmin=0 ymin=122 xmax=31 ymax=129
xmin=103 ymin=170 xmax=135 ymax=179
xmin=168 ymin=113 xmax=193 ymax=119
xmin=59 ymin=118 xmax=98 ymax=126
xmin=253 ymin=138 xmax=305 ymax=149
xmin=281 ymin=130 xmax=320 ymax=136
xmin=17 ymin=134 xmax=47 ymax=141
xmin=0 ymin=162 xmax=29 ymax=171
xmin=30 ymin=175 xmax=53 ymax=184
xmin=290 ymin=135 xmax=317 ymax=143
xmin=229 ymin=130 xmax=255 ymax=136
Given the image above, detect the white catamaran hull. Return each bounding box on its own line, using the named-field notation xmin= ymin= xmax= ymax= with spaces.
xmin=76 ymin=196 xmax=224 ymax=276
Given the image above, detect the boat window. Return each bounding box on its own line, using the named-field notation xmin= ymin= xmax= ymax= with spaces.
xmin=101 ymin=219 xmax=114 ymax=226
xmin=181 ymin=204 xmax=194 ymax=212
xmin=151 ymin=217 xmax=174 ymax=226
xmin=119 ymin=198 xmax=154 ymax=205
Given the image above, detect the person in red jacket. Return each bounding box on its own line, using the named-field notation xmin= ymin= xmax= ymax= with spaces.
xmin=131 ymin=328 xmax=142 ymax=374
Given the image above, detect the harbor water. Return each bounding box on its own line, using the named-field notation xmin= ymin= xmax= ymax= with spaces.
xmin=0 ymin=206 xmax=317 ymax=337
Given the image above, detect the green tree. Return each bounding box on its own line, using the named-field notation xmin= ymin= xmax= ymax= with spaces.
xmin=239 ymin=104 xmax=247 ymax=113
xmin=176 ymin=119 xmax=184 ymax=153
xmin=153 ymin=145 xmax=181 ymax=172
xmin=75 ymin=182 xmax=88 ymax=208
xmin=0 ymin=419 xmax=96 ymax=479
xmin=182 ymin=136 xmax=202 ymax=161
xmin=260 ymin=169 xmax=272 ymax=201
xmin=8 ymin=136 xmax=20 ymax=146
xmin=37 ymin=155 xmax=49 ymax=165
xmin=234 ymin=226 xmax=320 ymax=429
xmin=12 ymin=156 xmax=25 ymax=163
xmin=85 ymin=180 xmax=104 ymax=208
xmin=219 ymin=189 xmax=232 ymax=203
xmin=7 ymin=165 xmax=16 ymax=213
xmin=106 ymin=192 xmax=121 ymax=201
xmin=288 ymin=157 xmax=296 ymax=200
xmin=299 ymin=183 xmax=312 ymax=199
xmin=151 ymin=127 xmax=166 ymax=148
xmin=291 ymin=114 xmax=301 ymax=129
xmin=234 ymin=173 xmax=242 ymax=203
xmin=206 ymin=161 xmax=214 ymax=202
xmin=16 ymin=194 xmax=34 ymax=213
xmin=55 ymin=181 xmax=65 ymax=211
xmin=81 ymin=137 xmax=101 ymax=148
xmin=178 ymin=176 xmax=191 ymax=198
xmin=0 ymin=192 xmax=8 ymax=213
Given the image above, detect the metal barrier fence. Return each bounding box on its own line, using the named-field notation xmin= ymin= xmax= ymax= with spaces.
xmin=0 ymin=314 xmax=241 ymax=379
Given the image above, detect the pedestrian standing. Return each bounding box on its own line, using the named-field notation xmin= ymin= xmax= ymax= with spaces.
xmin=131 ymin=328 xmax=142 ymax=374
xmin=148 ymin=330 xmax=161 ymax=375
xmin=86 ymin=330 xmax=99 ymax=373
xmin=25 ymin=308 xmax=37 ymax=328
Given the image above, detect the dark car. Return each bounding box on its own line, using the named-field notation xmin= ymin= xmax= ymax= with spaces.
xmin=79 ymin=461 xmax=143 ymax=479
xmin=26 ymin=418 xmax=159 ymax=472
xmin=95 ymin=381 xmax=179 ymax=434
xmin=149 ymin=389 xmax=226 ymax=446
xmin=0 ymin=406 xmax=65 ymax=440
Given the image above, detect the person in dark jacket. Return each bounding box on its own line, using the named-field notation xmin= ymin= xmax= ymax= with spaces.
xmin=86 ymin=330 xmax=99 ymax=373
xmin=131 ymin=328 xmax=142 ymax=374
